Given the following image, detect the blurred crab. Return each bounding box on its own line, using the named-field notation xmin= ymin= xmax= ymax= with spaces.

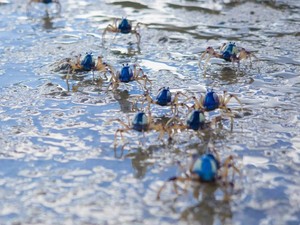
xmin=157 ymin=150 xmax=240 ymax=200
xmin=167 ymin=110 xmax=207 ymax=133
xmin=199 ymin=42 xmax=258 ymax=68
xmin=102 ymin=18 xmax=142 ymax=44
xmin=107 ymin=64 xmax=151 ymax=91
xmin=109 ymin=111 xmax=171 ymax=148
xmin=27 ymin=0 xmax=61 ymax=14
xmin=135 ymin=87 xmax=189 ymax=114
xmin=165 ymin=109 xmax=224 ymax=140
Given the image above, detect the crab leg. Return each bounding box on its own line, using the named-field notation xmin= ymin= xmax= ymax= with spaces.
xmin=54 ymin=0 xmax=61 ymax=13
xmin=114 ymin=128 xmax=130 ymax=148
xmin=156 ymin=176 xmax=192 ymax=200
xmin=102 ymin=24 xmax=118 ymax=42
xmin=223 ymin=92 xmax=242 ymax=110
xmin=184 ymin=96 xmax=203 ymax=111
xmin=221 ymin=156 xmax=240 ymax=185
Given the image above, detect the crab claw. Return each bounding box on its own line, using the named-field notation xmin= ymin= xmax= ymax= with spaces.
xmin=238 ymin=48 xmax=259 ymax=66
xmin=200 ymin=47 xmax=212 ymax=60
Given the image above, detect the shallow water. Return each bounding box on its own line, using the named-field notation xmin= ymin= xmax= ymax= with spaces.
xmin=0 ymin=0 xmax=300 ymax=224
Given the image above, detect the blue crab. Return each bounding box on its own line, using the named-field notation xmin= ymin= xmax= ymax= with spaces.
xmin=65 ymin=53 xmax=109 ymax=73
xmin=137 ymin=87 xmax=188 ymax=114
xmin=102 ymin=18 xmax=142 ymax=44
xmin=199 ymin=42 xmax=258 ymax=68
xmin=157 ymin=150 xmax=240 ymax=199
xmin=185 ymin=89 xmax=242 ymax=129
xmin=107 ymin=64 xmax=151 ymax=91
xmin=109 ymin=111 xmax=171 ymax=148
xmin=187 ymin=89 xmax=242 ymax=112
xmin=166 ymin=110 xmax=207 ymax=133
xmin=164 ymin=108 xmax=225 ymax=140
xmin=60 ymin=52 xmax=114 ymax=83
xmin=57 ymin=53 xmax=112 ymax=91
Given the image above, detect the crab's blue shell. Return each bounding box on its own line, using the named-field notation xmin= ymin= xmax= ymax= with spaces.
xmin=156 ymin=87 xmax=172 ymax=106
xmin=186 ymin=110 xmax=205 ymax=131
xmin=118 ymin=18 xmax=132 ymax=34
xmin=132 ymin=112 xmax=149 ymax=132
xmin=119 ymin=65 xmax=133 ymax=82
xmin=192 ymin=154 xmax=220 ymax=182
xmin=203 ymin=90 xmax=220 ymax=111
xmin=221 ymin=42 xmax=237 ymax=62
xmin=81 ymin=53 xmax=94 ymax=71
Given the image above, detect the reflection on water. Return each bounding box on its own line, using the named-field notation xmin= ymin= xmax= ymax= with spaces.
xmin=180 ymin=184 xmax=233 ymax=225
xmin=126 ymin=148 xmax=153 ymax=179
xmin=0 ymin=0 xmax=300 ymax=224
xmin=212 ymin=66 xmax=251 ymax=85
xmin=41 ymin=15 xmax=54 ymax=30
xmin=108 ymin=42 xmax=141 ymax=57
xmin=113 ymin=89 xmax=137 ymax=113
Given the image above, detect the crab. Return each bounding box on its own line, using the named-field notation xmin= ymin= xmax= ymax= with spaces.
xmin=56 ymin=53 xmax=112 ymax=91
xmin=60 ymin=52 xmax=115 ymax=82
xmin=107 ymin=64 xmax=151 ymax=91
xmin=157 ymin=150 xmax=240 ymax=200
xmin=27 ymin=0 xmax=61 ymax=14
xmin=164 ymin=109 xmax=225 ymax=140
xmin=185 ymin=89 xmax=242 ymax=129
xmin=199 ymin=42 xmax=258 ymax=68
xmin=102 ymin=18 xmax=142 ymax=44
xmin=64 ymin=52 xmax=110 ymax=73
xmin=136 ymin=87 xmax=189 ymax=114
xmin=166 ymin=110 xmax=207 ymax=134
xmin=186 ymin=89 xmax=242 ymax=113
xmin=109 ymin=111 xmax=171 ymax=148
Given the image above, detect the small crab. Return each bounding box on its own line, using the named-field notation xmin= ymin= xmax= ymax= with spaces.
xmin=199 ymin=42 xmax=258 ymax=68
xmin=187 ymin=89 xmax=242 ymax=112
xmin=107 ymin=64 xmax=151 ymax=91
xmin=58 ymin=53 xmax=112 ymax=91
xmin=167 ymin=110 xmax=206 ymax=133
xmin=165 ymin=109 xmax=224 ymax=140
xmin=186 ymin=89 xmax=243 ymax=130
xmin=157 ymin=150 xmax=240 ymax=199
xmin=27 ymin=0 xmax=61 ymax=14
xmin=109 ymin=111 xmax=171 ymax=148
xmin=185 ymin=89 xmax=242 ymax=129
xmin=61 ymin=53 xmax=114 ymax=83
xmin=65 ymin=52 xmax=109 ymax=73
xmin=136 ymin=87 xmax=188 ymax=114
xmin=102 ymin=18 xmax=142 ymax=44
